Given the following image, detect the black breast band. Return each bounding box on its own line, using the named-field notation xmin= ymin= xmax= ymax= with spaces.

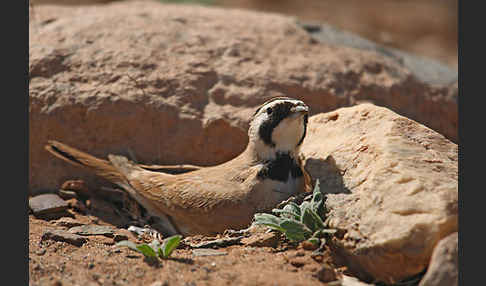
xmin=257 ymin=152 xmax=303 ymax=182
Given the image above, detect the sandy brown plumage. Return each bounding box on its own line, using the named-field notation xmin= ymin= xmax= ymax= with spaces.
xmin=45 ymin=97 xmax=312 ymax=236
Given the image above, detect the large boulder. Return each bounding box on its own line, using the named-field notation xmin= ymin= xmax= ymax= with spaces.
xmin=302 ymin=103 xmax=457 ymax=284
xmin=29 ymin=1 xmax=456 ymax=193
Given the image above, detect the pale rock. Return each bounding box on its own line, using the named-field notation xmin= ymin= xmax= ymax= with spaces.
xmin=53 ymin=217 xmax=84 ymax=228
xmin=68 ymin=224 xmax=115 ymax=236
xmin=42 ymin=229 xmax=88 ymax=247
xmin=29 ymin=193 xmax=68 ymax=215
xmin=418 ymin=232 xmax=458 ymax=286
xmin=341 ymin=275 xmax=375 ymax=286
xmin=301 ymin=103 xmax=457 ymax=284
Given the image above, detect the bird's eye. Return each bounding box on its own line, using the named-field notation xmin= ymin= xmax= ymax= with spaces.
xmin=266 ymin=107 xmax=273 ymax=115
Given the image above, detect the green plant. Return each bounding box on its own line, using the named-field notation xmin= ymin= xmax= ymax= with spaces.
xmin=116 ymin=235 xmax=182 ymax=260
xmin=253 ymin=180 xmax=336 ymax=246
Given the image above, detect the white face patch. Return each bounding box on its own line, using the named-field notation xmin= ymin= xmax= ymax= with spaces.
xmin=271 ymin=110 xmax=306 ymax=151
xmin=248 ymin=98 xmax=308 ymax=159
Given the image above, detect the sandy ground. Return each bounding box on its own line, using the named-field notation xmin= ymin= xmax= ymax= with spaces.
xmin=29 ymin=192 xmax=345 ymax=286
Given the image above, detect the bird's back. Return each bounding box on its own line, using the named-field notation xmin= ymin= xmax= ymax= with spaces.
xmin=122 ymin=150 xmax=266 ymax=235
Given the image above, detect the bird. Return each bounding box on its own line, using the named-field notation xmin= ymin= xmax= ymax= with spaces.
xmin=45 ymin=97 xmax=312 ymax=236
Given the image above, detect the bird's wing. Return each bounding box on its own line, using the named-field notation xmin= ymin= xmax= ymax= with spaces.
xmin=125 ymin=163 xmax=264 ymax=235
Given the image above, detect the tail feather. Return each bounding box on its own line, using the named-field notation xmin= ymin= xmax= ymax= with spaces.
xmin=45 ymin=140 xmax=130 ymax=187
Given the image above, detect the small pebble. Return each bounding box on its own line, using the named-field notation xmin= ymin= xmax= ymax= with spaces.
xmin=42 ymin=229 xmax=87 ymax=247
xmin=315 ymin=263 xmax=338 ymax=283
xmin=301 ymin=240 xmax=320 ymax=251
xmin=29 ymin=194 xmax=68 ymax=215
xmin=68 ymin=225 xmax=114 ymax=236
xmin=53 ymin=217 xmax=84 ymax=228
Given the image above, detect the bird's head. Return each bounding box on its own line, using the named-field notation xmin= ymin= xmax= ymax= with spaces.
xmin=248 ymin=97 xmax=309 ymax=161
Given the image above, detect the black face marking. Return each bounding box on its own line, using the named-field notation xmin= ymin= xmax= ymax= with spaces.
xmin=258 ymin=101 xmax=294 ymax=147
xmin=297 ymin=114 xmax=308 ymax=146
xmin=252 ymin=96 xmax=296 ymax=117
xmin=257 ymin=152 xmax=303 ymax=182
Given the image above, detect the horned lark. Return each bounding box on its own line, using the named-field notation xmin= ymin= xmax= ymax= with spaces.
xmin=45 ymin=97 xmax=311 ymax=236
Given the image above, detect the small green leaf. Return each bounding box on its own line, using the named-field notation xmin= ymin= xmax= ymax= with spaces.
xmin=279 ymin=219 xmax=312 ymax=242
xmin=272 ymin=208 xmax=300 ymax=220
xmin=136 ymin=244 xmax=157 ymax=258
xmin=160 ymin=235 xmax=182 ymax=259
xmin=311 ymin=179 xmax=324 ymax=215
xmin=272 ymin=209 xmax=296 ymax=216
xmin=309 ymin=208 xmax=325 ymax=228
xmin=253 ymin=213 xmax=285 ymax=232
xmin=301 ymin=206 xmax=325 ymax=232
xmin=299 ymin=201 xmax=311 ymax=214
xmin=117 ymin=240 xmax=158 ymax=258
xmin=301 ymin=207 xmax=316 ymax=232
xmin=285 ymin=201 xmax=301 ymax=212
xmin=312 ymin=179 xmax=321 ymax=196
xmin=283 ymin=202 xmax=301 ymax=218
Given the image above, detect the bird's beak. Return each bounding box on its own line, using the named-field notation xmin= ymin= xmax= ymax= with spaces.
xmin=291 ymin=105 xmax=309 ymax=114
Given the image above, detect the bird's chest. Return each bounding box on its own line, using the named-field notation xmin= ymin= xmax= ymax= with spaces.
xmin=256 ymin=153 xmax=304 ymax=205
xmin=256 ymin=174 xmax=304 ymax=210
xmin=257 ymin=153 xmax=303 ymax=182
